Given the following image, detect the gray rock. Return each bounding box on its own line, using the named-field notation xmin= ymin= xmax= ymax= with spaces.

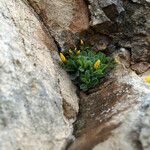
xmin=69 ymin=65 xmax=150 ymax=150
xmin=140 ymin=107 xmax=150 ymax=150
xmin=117 ymin=0 xmax=150 ymax=64
xmin=0 ymin=0 xmax=78 ymax=149
xmin=26 ymin=0 xmax=89 ymax=50
xmin=131 ymin=62 xmax=150 ymax=74
xmin=1 ymin=0 xmax=150 ymax=149
xmin=87 ymin=0 xmax=124 ymax=26
xmin=86 ymin=0 xmax=150 ymax=65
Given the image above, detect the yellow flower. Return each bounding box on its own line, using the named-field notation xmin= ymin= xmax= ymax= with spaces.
xmin=94 ymin=59 xmax=101 ymax=70
xmin=76 ymin=50 xmax=80 ymax=55
xmin=60 ymin=53 xmax=67 ymax=62
xmin=69 ymin=49 xmax=73 ymax=54
xmin=80 ymin=39 xmax=84 ymax=45
xmin=114 ymin=56 xmax=120 ymax=64
xmin=144 ymin=76 xmax=150 ymax=84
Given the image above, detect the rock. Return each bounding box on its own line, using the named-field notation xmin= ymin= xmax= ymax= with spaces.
xmin=69 ymin=65 xmax=150 ymax=150
xmin=118 ymin=0 xmax=150 ymax=63
xmin=130 ymin=37 xmax=150 ymax=63
xmin=131 ymin=0 xmax=142 ymax=3
xmin=88 ymin=0 xmax=124 ymax=25
xmin=86 ymin=0 xmax=150 ymax=64
xmin=140 ymin=107 xmax=150 ymax=150
xmin=25 ymin=0 xmax=150 ymax=65
xmin=131 ymin=62 xmax=150 ymax=74
xmin=141 ymin=69 xmax=150 ymax=77
xmin=59 ymin=69 xmax=79 ymax=120
xmin=87 ymin=0 xmax=124 ymax=28
xmin=88 ymin=2 xmax=110 ymax=26
xmin=26 ymin=0 xmax=89 ymax=50
xmin=114 ymin=48 xmax=131 ymax=68
xmin=0 ymin=0 xmax=78 ymax=149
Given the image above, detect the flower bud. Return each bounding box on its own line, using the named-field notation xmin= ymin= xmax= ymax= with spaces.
xmin=80 ymin=39 xmax=84 ymax=45
xmin=76 ymin=50 xmax=80 ymax=55
xmin=144 ymin=76 xmax=150 ymax=84
xmin=60 ymin=53 xmax=67 ymax=62
xmin=94 ymin=59 xmax=101 ymax=70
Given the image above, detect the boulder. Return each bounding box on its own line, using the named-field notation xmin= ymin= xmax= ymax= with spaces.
xmin=69 ymin=65 xmax=150 ymax=150
xmin=25 ymin=0 xmax=150 ymax=67
xmin=26 ymin=0 xmax=89 ymax=50
xmin=0 ymin=0 xmax=78 ymax=149
xmin=117 ymin=0 xmax=150 ymax=64
xmin=88 ymin=0 xmax=124 ymax=26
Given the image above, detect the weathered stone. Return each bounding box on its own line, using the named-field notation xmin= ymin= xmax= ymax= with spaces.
xmin=85 ymin=0 xmax=150 ymax=64
xmin=69 ymin=64 xmax=150 ymax=150
xmin=25 ymin=0 xmax=150 ymax=65
xmin=114 ymin=48 xmax=131 ymax=68
xmin=59 ymin=68 xmax=79 ymax=120
xmin=88 ymin=2 xmax=110 ymax=26
xmin=140 ymin=107 xmax=150 ymax=150
xmin=87 ymin=0 xmax=124 ymax=26
xmin=97 ymin=0 xmax=124 ymax=12
xmin=1 ymin=0 xmax=150 ymax=150
xmin=118 ymin=0 xmax=150 ymax=63
xmin=131 ymin=0 xmax=142 ymax=3
xmin=131 ymin=62 xmax=150 ymax=74
xmin=0 ymin=0 xmax=78 ymax=149
xmin=26 ymin=0 xmax=89 ymax=50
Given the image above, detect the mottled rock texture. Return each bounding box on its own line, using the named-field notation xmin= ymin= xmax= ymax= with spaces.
xmin=119 ymin=0 xmax=150 ymax=64
xmin=26 ymin=0 xmax=89 ymax=50
xmin=140 ymin=107 xmax=150 ymax=150
xmin=0 ymin=0 xmax=150 ymax=150
xmin=86 ymin=0 xmax=150 ymax=68
xmin=0 ymin=0 xmax=78 ymax=149
xmin=69 ymin=64 xmax=150 ymax=150
xmin=26 ymin=0 xmax=150 ymax=71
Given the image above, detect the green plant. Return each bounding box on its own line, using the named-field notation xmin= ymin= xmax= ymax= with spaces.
xmin=59 ymin=40 xmax=115 ymax=91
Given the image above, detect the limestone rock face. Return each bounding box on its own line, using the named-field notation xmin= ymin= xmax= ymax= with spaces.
xmin=86 ymin=0 xmax=150 ymax=74
xmin=88 ymin=0 xmax=124 ymax=26
xmin=139 ymin=107 xmax=150 ymax=150
xmin=26 ymin=0 xmax=150 ymax=68
xmin=26 ymin=0 xmax=89 ymax=50
xmin=0 ymin=0 xmax=150 ymax=150
xmin=119 ymin=0 xmax=150 ymax=64
xmin=69 ymin=65 xmax=150 ymax=150
xmin=140 ymin=107 xmax=150 ymax=150
xmin=0 ymin=0 xmax=78 ymax=149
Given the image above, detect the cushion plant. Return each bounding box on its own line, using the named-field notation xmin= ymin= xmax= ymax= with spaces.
xmin=59 ymin=40 xmax=115 ymax=91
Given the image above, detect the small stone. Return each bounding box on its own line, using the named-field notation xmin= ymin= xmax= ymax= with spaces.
xmin=131 ymin=62 xmax=150 ymax=74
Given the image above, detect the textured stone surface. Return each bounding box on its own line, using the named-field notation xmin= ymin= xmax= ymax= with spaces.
xmin=140 ymin=107 xmax=150 ymax=150
xmin=85 ymin=0 xmax=150 ymax=67
xmin=131 ymin=62 xmax=150 ymax=74
xmin=69 ymin=64 xmax=150 ymax=150
xmin=88 ymin=0 xmax=124 ymax=26
xmin=0 ymin=0 xmax=78 ymax=149
xmin=26 ymin=0 xmax=150 ymax=67
xmin=0 ymin=0 xmax=150 ymax=149
xmin=117 ymin=0 xmax=150 ymax=64
xmin=26 ymin=0 xmax=89 ymax=50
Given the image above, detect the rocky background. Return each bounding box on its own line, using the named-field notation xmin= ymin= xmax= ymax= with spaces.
xmin=0 ymin=0 xmax=150 ymax=150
